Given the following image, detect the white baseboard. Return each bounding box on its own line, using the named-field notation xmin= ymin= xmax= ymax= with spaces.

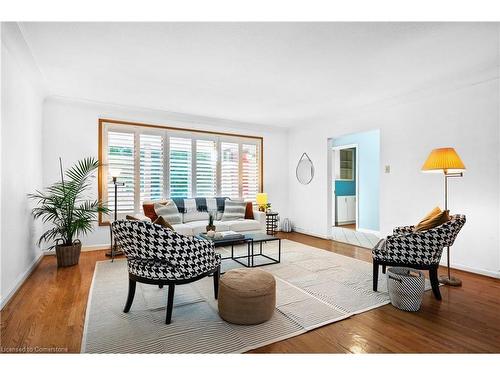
xmin=356 ymin=227 xmax=381 ymax=237
xmin=447 ymin=262 xmax=500 ymax=279
xmin=82 ymin=244 xmax=110 ymax=252
xmin=292 ymin=227 xmax=331 ymax=240
xmin=0 ymin=252 xmax=45 ymax=310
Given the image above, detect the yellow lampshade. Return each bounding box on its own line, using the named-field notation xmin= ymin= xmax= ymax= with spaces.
xmin=421 ymin=148 xmax=465 ymax=174
xmin=256 ymin=193 xmax=268 ymax=206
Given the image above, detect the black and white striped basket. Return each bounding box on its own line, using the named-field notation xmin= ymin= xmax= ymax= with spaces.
xmin=387 ymin=267 xmax=425 ymax=312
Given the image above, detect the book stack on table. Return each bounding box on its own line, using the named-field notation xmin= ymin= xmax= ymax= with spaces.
xmin=216 ymin=231 xmax=245 ymax=240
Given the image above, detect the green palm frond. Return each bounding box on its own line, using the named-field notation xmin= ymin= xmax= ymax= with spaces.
xmin=29 ymin=157 xmax=110 ymax=248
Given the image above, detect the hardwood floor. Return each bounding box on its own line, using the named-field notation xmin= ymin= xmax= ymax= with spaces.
xmin=337 ymin=223 xmax=356 ymax=230
xmin=1 ymin=232 xmax=499 ymax=353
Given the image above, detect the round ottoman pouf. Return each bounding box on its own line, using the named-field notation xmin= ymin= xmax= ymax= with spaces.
xmin=218 ymin=268 xmax=276 ymax=325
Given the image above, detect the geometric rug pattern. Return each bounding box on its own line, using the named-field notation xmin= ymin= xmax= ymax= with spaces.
xmin=82 ymin=239 xmax=430 ymax=353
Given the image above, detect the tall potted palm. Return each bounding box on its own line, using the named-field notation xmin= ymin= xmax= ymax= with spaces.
xmin=29 ymin=157 xmax=109 ymax=267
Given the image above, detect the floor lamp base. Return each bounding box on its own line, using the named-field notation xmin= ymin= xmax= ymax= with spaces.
xmin=438 ymin=275 xmax=462 ymax=287
xmin=105 ymin=246 xmax=124 ymax=257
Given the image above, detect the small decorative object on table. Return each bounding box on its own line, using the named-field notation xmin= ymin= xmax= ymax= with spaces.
xmin=266 ymin=212 xmax=279 ymax=235
xmin=387 ymin=267 xmax=425 ymax=312
xmin=256 ymin=193 xmax=268 ymax=212
xmin=206 ymin=211 xmax=216 ymax=232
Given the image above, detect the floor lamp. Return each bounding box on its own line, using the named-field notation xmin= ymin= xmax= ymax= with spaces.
xmin=421 ymin=147 xmax=466 ymax=286
xmin=106 ymin=168 xmax=124 ymax=261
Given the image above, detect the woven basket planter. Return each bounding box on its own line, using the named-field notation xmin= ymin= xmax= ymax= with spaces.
xmin=387 ymin=267 xmax=425 ymax=312
xmin=55 ymin=241 xmax=81 ymax=267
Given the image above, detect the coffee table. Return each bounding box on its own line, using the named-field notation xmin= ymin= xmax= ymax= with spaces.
xmin=196 ymin=232 xmax=281 ymax=268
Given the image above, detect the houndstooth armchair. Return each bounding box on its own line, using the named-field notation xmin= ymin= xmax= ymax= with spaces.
xmin=372 ymin=214 xmax=466 ymax=300
xmin=112 ymin=220 xmax=221 ymax=324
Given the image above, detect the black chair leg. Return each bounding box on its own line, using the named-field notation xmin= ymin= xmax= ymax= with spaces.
xmin=373 ymin=261 xmax=379 ymax=291
xmin=123 ymin=279 xmax=136 ymax=313
xmin=165 ymin=284 xmax=176 ymax=324
xmin=429 ymin=268 xmax=442 ymax=300
xmin=213 ymin=266 xmax=220 ymax=300
xmin=382 ymin=265 xmax=386 ymax=274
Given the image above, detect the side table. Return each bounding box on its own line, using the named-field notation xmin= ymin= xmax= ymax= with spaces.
xmin=265 ymin=212 xmax=279 ymax=235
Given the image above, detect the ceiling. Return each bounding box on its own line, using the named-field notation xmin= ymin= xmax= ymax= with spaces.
xmin=19 ymin=22 xmax=498 ymax=127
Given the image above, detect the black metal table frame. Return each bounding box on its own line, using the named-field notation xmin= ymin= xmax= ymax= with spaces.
xmin=230 ymin=237 xmax=281 ymax=268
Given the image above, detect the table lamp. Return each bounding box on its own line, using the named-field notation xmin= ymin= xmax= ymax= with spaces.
xmin=256 ymin=193 xmax=268 ymax=212
xmin=422 ymin=147 xmax=465 ymax=286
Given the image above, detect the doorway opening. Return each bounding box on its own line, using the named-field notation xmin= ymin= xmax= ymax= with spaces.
xmin=327 ymin=130 xmax=380 ymax=248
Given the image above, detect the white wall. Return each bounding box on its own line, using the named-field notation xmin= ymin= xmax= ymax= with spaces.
xmin=1 ymin=23 xmax=45 ymax=307
xmin=288 ymin=67 xmax=500 ymax=278
xmin=42 ymin=97 xmax=289 ymax=248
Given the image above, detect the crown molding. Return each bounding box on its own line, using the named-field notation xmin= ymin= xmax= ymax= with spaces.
xmin=44 ymin=94 xmax=288 ymax=134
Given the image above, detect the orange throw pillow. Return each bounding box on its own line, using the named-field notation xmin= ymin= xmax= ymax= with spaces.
xmin=143 ymin=203 xmax=157 ymax=221
xmin=414 ymin=208 xmax=450 ymax=232
xmin=153 ymin=216 xmax=175 ymax=231
xmin=244 ymin=202 xmax=254 ymax=220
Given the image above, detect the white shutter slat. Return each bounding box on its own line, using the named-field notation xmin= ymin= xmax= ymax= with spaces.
xmin=221 ymin=142 xmax=240 ymax=199
xmin=140 ymin=134 xmax=164 ymax=203
xmin=242 ymin=143 xmax=259 ymax=202
xmin=169 ymin=137 xmax=192 ymax=197
xmin=196 ymin=139 xmax=217 ymax=197
xmin=107 ymin=131 xmax=135 ymax=212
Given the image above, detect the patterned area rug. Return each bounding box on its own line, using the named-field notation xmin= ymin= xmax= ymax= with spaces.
xmin=82 ymin=239 xmax=430 ymax=353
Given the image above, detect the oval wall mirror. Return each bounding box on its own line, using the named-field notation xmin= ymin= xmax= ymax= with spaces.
xmin=296 ymin=153 xmax=314 ymax=185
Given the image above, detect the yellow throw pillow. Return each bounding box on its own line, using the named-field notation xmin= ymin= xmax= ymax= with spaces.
xmin=153 ymin=216 xmax=175 ymax=231
xmin=414 ymin=209 xmax=450 ymax=232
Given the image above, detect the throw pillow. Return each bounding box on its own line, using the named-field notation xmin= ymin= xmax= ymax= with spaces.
xmin=414 ymin=209 xmax=451 ymax=232
xmin=221 ymin=199 xmax=246 ymax=221
xmin=153 ymin=216 xmax=175 ymax=231
xmin=207 ymin=197 xmax=223 ymax=220
xmin=142 ymin=203 xmax=158 ymax=221
xmin=244 ymin=202 xmax=254 ymax=219
xmin=154 ymin=201 xmax=182 ymax=224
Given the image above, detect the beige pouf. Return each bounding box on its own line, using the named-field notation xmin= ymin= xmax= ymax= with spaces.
xmin=218 ymin=268 xmax=276 ymax=325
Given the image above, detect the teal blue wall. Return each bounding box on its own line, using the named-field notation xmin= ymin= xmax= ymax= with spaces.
xmin=333 ymin=129 xmax=380 ymax=231
xmin=335 ymin=180 xmax=356 ymax=196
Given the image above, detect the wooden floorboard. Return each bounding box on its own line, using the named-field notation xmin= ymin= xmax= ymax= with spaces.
xmin=1 ymin=231 xmax=499 ymax=353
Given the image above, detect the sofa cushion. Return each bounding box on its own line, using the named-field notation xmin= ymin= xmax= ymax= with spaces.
xmin=212 ymin=221 xmax=230 ymax=232
xmin=183 ymin=210 xmax=209 ymax=223
xmin=221 ymin=199 xmax=246 ymax=221
xmin=171 ymin=223 xmax=194 ymax=236
xmin=155 ymin=201 xmax=182 ymax=224
xmin=183 ymin=221 xmax=209 ymax=236
xmin=226 ymin=219 xmax=262 ymax=232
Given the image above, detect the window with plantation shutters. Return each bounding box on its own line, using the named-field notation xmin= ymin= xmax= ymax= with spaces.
xmin=195 ymin=139 xmax=217 ymax=197
xmin=140 ymin=134 xmax=164 ymax=203
xmin=220 ymin=142 xmax=240 ymax=199
xmin=107 ymin=131 xmax=135 ymax=212
xmin=169 ymin=137 xmax=192 ymax=197
xmin=100 ymin=120 xmax=262 ymax=224
xmin=242 ymin=144 xmax=259 ymax=201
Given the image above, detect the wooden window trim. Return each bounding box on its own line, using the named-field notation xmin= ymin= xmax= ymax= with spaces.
xmin=98 ymin=118 xmax=264 ymax=226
